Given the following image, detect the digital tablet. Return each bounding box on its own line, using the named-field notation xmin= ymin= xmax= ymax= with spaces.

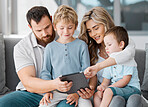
xmin=59 ymin=72 xmax=89 ymax=94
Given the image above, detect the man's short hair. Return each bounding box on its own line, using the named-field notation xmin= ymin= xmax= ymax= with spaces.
xmin=26 ymin=6 xmax=51 ymax=26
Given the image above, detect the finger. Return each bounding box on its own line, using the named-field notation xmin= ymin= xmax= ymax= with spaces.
xmin=75 ymin=100 xmax=78 ymax=107
xmin=44 ymin=98 xmax=48 ymax=106
xmin=70 ymin=100 xmax=75 ymax=105
xmin=40 ymin=99 xmax=44 ymax=105
xmin=50 ymin=93 xmax=53 ymax=99
xmin=47 ymin=98 xmax=51 ymax=104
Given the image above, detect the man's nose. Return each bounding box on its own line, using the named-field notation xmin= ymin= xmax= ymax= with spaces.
xmin=42 ymin=30 xmax=48 ymax=36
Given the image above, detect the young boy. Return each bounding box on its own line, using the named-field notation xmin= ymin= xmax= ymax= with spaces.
xmin=39 ymin=5 xmax=96 ymax=107
xmin=93 ymin=26 xmax=141 ymax=107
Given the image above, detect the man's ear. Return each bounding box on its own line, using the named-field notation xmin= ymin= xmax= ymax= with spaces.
xmin=28 ymin=24 xmax=32 ymax=29
xmin=50 ymin=16 xmax=52 ymax=22
xmin=119 ymin=41 xmax=125 ymax=49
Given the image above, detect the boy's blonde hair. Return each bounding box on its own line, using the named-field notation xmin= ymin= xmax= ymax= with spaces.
xmin=53 ymin=5 xmax=78 ymax=28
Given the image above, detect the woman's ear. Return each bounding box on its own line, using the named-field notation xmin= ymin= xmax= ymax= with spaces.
xmin=119 ymin=41 xmax=125 ymax=49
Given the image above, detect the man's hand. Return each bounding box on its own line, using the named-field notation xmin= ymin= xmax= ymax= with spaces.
xmin=54 ymin=78 xmax=73 ymax=92
xmin=66 ymin=93 xmax=79 ymax=107
xmin=40 ymin=92 xmax=53 ymax=106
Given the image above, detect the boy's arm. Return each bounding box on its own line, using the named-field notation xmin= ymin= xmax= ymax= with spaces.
xmin=109 ymin=75 xmax=132 ymax=88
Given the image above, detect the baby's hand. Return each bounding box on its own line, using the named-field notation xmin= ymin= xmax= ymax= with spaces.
xmin=97 ymin=85 xmax=106 ymax=92
xmin=40 ymin=92 xmax=53 ymax=106
xmin=66 ymin=93 xmax=79 ymax=107
xmin=95 ymin=90 xmax=103 ymax=98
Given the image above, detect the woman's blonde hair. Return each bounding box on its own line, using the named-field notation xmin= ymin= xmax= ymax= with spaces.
xmin=53 ymin=5 xmax=78 ymax=28
xmin=78 ymin=7 xmax=115 ymax=65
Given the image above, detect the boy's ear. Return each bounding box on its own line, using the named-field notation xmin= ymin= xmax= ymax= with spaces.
xmin=53 ymin=23 xmax=56 ymax=31
xmin=119 ymin=41 xmax=125 ymax=49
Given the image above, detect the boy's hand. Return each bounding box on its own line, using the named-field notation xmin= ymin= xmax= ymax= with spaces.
xmin=66 ymin=93 xmax=79 ymax=107
xmin=54 ymin=77 xmax=73 ymax=92
xmin=40 ymin=92 xmax=53 ymax=106
xmin=77 ymin=87 xmax=94 ymax=99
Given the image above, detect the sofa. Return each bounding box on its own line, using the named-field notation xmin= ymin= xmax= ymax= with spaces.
xmin=0 ymin=35 xmax=148 ymax=107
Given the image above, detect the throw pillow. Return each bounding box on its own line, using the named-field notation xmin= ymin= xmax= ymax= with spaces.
xmin=141 ymin=43 xmax=148 ymax=99
xmin=0 ymin=34 xmax=9 ymax=95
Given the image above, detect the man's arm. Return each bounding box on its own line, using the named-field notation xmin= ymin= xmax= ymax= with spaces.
xmin=17 ymin=65 xmax=72 ymax=93
xmin=17 ymin=65 xmax=56 ymax=93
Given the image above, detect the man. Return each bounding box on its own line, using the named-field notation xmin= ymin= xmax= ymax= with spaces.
xmin=0 ymin=6 xmax=72 ymax=107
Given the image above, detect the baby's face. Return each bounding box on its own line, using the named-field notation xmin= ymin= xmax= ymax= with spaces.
xmin=104 ymin=34 xmax=123 ymax=55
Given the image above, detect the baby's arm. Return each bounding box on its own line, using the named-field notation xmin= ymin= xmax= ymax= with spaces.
xmin=67 ymin=93 xmax=79 ymax=106
xmin=109 ymin=75 xmax=132 ymax=88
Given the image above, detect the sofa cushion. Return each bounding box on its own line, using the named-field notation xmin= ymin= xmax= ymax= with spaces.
xmin=141 ymin=43 xmax=148 ymax=100
xmin=0 ymin=34 xmax=9 ymax=95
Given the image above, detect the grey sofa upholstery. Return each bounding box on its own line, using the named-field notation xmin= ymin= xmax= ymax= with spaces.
xmin=1 ymin=36 xmax=148 ymax=106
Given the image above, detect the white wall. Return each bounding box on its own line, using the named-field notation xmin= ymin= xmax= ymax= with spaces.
xmin=130 ymin=36 xmax=148 ymax=50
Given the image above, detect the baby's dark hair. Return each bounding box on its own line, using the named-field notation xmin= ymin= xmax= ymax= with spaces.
xmin=26 ymin=6 xmax=51 ymax=27
xmin=105 ymin=26 xmax=129 ymax=49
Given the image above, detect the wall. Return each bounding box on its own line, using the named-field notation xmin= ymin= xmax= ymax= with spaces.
xmin=130 ymin=36 xmax=148 ymax=50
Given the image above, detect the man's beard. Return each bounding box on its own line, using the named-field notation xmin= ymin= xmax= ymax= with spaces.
xmin=35 ymin=34 xmax=54 ymax=46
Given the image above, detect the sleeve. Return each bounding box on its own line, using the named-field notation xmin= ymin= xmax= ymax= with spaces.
xmin=102 ymin=67 xmax=112 ymax=79
xmin=123 ymin=66 xmax=134 ymax=76
xmin=81 ymin=43 xmax=90 ymax=72
xmin=40 ymin=45 xmax=52 ymax=80
xmin=14 ymin=43 xmax=34 ymax=73
xmin=110 ymin=38 xmax=135 ymax=65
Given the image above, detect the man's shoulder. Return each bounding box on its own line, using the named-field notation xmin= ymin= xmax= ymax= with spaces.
xmin=14 ymin=33 xmax=33 ymax=50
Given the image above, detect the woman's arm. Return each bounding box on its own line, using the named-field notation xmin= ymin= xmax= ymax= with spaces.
xmin=84 ymin=57 xmax=116 ymax=78
xmin=110 ymin=38 xmax=135 ymax=65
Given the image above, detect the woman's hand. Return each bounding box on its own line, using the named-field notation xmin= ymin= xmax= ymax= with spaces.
xmin=54 ymin=78 xmax=73 ymax=92
xmin=77 ymin=87 xmax=95 ymax=99
xmin=40 ymin=92 xmax=53 ymax=106
xmin=66 ymin=93 xmax=79 ymax=107
xmin=84 ymin=64 xmax=99 ymax=79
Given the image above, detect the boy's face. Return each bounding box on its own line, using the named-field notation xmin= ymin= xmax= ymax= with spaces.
xmin=104 ymin=34 xmax=124 ymax=55
xmin=54 ymin=20 xmax=76 ymax=42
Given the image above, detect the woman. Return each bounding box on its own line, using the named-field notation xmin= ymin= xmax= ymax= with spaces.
xmin=78 ymin=7 xmax=141 ymax=107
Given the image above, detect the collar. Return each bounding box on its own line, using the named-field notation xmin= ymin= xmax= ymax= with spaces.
xmin=31 ymin=33 xmax=44 ymax=48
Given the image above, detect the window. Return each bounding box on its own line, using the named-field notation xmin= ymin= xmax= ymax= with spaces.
xmin=1 ymin=0 xmax=148 ymax=36
xmin=120 ymin=0 xmax=148 ymax=31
